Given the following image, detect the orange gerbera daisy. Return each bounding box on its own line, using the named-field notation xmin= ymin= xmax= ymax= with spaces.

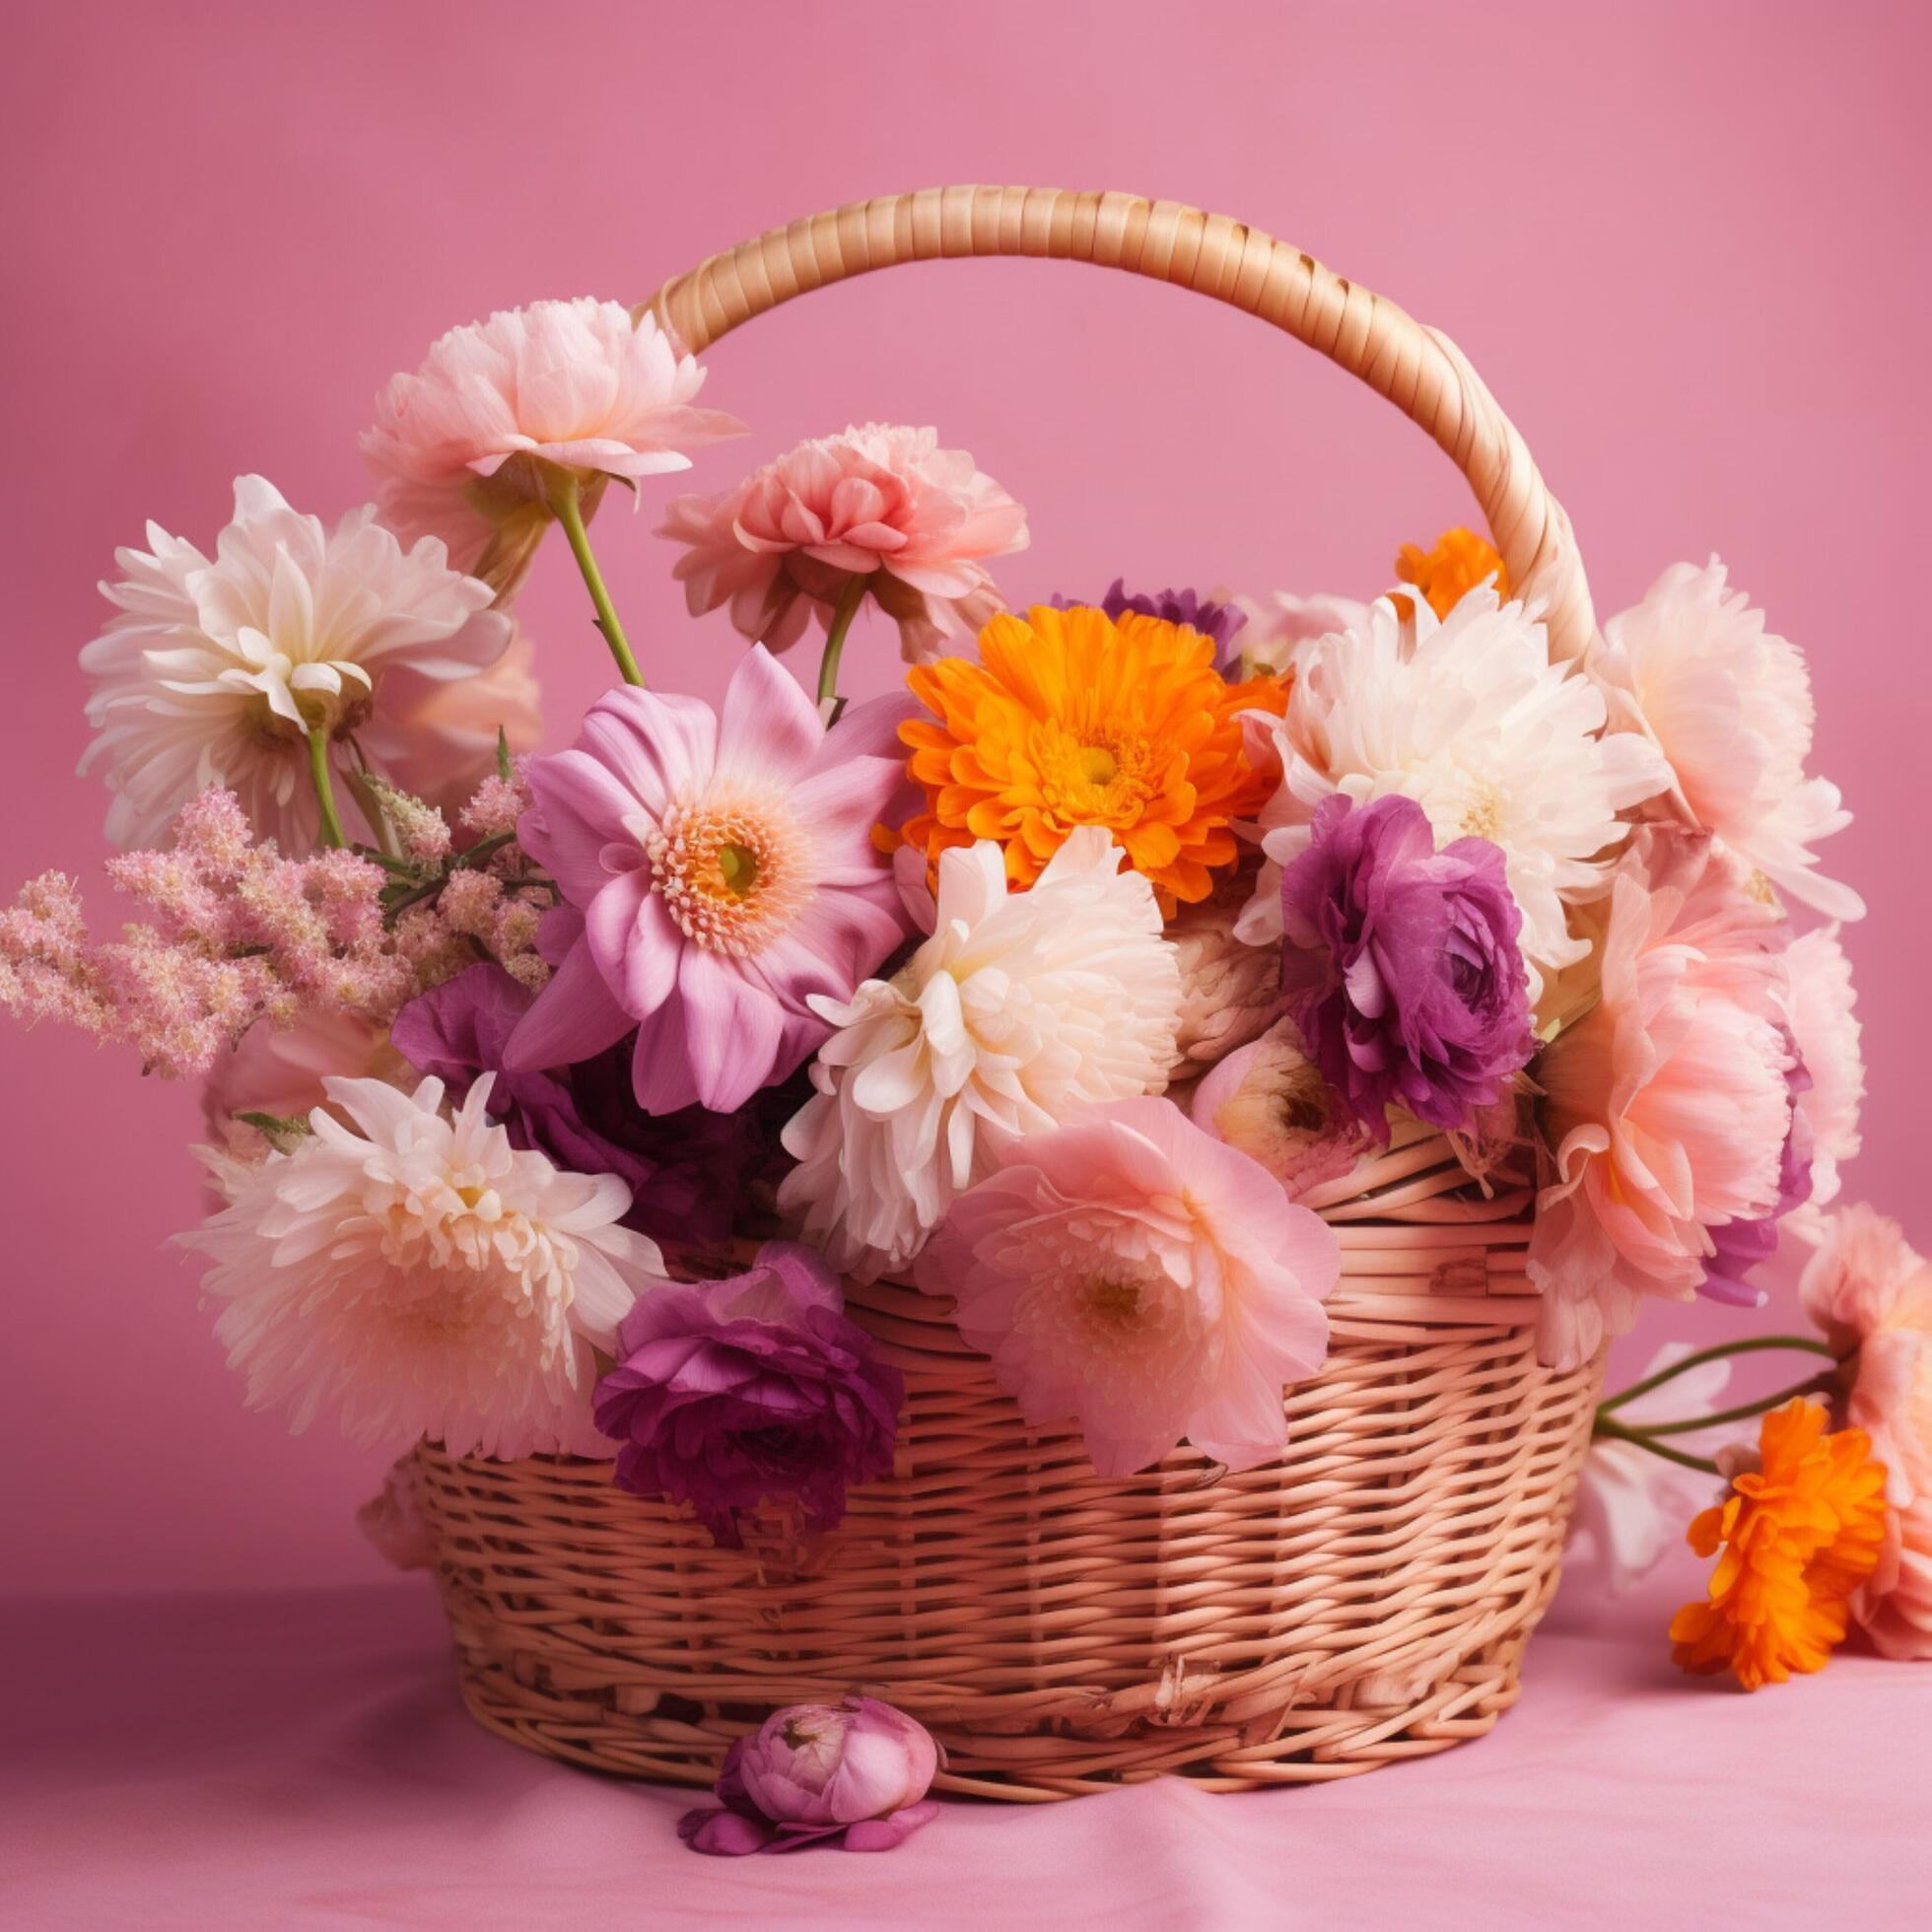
xmin=897 ymin=605 xmax=1287 ymax=913
xmin=1395 ymin=526 xmax=1509 ymax=619
xmin=1669 ymin=1398 xmax=1889 ymax=1691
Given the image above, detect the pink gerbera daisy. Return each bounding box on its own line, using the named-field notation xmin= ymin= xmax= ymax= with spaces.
xmin=504 ymin=648 xmax=915 ymax=1113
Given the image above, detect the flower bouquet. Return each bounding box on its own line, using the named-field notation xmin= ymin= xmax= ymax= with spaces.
xmin=6 ymin=189 xmax=1917 ymax=1823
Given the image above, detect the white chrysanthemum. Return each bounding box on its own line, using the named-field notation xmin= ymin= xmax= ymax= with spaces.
xmin=1593 ymin=559 xmax=1864 ymax=920
xmin=181 ymin=1074 xmax=666 ymax=1459
xmin=779 ymin=827 xmax=1181 ymax=1280
xmin=80 ymin=476 xmax=512 ymax=848
xmin=1235 ymin=585 xmax=1671 ymax=997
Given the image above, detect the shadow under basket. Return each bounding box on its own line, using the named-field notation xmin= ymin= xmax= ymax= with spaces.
xmin=403 ymin=1120 xmax=1603 ymax=1802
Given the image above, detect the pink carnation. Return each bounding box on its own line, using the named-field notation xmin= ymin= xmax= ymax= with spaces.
xmin=1530 ymin=827 xmax=1797 ymax=1369
xmin=659 ymin=424 xmax=1028 ymax=663
xmin=363 ymin=300 xmax=745 ymax=591
xmin=505 ymin=649 xmax=915 ymax=1114
xmin=1800 ymin=1204 xmax=1932 ymax=1659
xmin=1595 ymin=560 xmax=1863 ymax=920
xmin=919 ymin=1096 xmax=1340 ymax=1475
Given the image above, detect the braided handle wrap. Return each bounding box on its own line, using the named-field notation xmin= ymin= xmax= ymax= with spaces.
xmin=641 ymin=185 xmax=1595 ymax=661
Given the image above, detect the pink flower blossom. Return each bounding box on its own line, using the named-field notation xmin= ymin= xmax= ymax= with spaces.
xmin=201 ymin=1007 xmax=399 ymax=1144
xmin=1190 ymin=1017 xmax=1367 ymax=1198
xmin=1783 ymin=925 xmax=1864 ymax=1208
xmin=362 ymin=300 xmax=745 ymax=593
xmin=919 ymin=1096 xmax=1340 ymax=1476
xmin=660 ymin=424 xmax=1028 ymax=663
xmin=1800 ymin=1204 xmax=1932 ymax=1660
xmin=1226 ymin=589 xmax=1370 ymax=678
xmin=374 ymin=624 xmax=543 ymax=819
xmin=1529 ymin=827 xmax=1797 ymax=1370
xmin=1595 ymin=560 xmax=1863 ymax=920
xmin=505 ymin=648 xmax=915 ymax=1114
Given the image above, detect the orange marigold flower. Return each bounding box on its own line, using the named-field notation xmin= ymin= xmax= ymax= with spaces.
xmin=897 ymin=605 xmax=1287 ymax=914
xmin=1394 ymin=526 xmax=1509 ymax=619
xmin=1669 ymin=1398 xmax=1889 ymax=1691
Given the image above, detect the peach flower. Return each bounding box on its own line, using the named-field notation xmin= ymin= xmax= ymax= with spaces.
xmin=202 ymin=1008 xmax=402 ymax=1146
xmin=919 ymin=1096 xmax=1339 ymax=1475
xmin=373 ymin=624 xmax=543 ymax=818
xmin=363 ymin=300 xmax=745 ymax=595
xmin=1800 ymin=1204 xmax=1932 ymax=1659
xmin=659 ymin=424 xmax=1028 ymax=663
xmin=1530 ymin=827 xmax=1796 ymax=1370
xmin=1189 ymin=1017 xmax=1367 ymax=1199
xmin=1595 ymin=560 xmax=1863 ymax=920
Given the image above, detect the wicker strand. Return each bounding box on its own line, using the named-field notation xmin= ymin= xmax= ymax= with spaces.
xmin=638 ymin=185 xmax=1595 ymax=661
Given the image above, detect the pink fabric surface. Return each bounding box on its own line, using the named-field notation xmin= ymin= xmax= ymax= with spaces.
xmin=3 ymin=1576 xmax=1924 ymax=1928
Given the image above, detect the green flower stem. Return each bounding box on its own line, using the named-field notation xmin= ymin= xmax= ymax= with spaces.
xmin=551 ymin=471 xmax=644 ymax=688
xmin=815 ymin=575 xmax=869 ymax=721
xmin=1633 ymin=1373 xmax=1838 ymax=1439
xmin=307 ymin=727 xmax=347 ymax=850
xmin=1591 ymin=1416 xmax=1722 ymax=1477
xmin=1596 ymin=1334 xmax=1840 ymax=1416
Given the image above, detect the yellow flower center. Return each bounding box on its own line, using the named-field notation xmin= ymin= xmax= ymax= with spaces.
xmin=645 ymin=786 xmax=810 ymax=956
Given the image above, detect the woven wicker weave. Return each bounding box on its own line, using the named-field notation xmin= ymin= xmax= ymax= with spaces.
xmin=403 ymin=187 xmax=1607 ymax=1799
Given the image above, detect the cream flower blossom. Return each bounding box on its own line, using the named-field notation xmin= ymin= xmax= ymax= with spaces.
xmin=1235 ymin=586 xmax=1672 ymax=1000
xmin=79 ymin=477 xmax=513 ymax=849
xmin=1594 ymin=560 xmax=1864 ymax=920
xmin=362 ymin=299 xmax=745 ymax=593
xmin=1570 ymin=1344 xmax=1738 ymax=1596
xmin=779 ymin=828 xmax=1180 ymax=1280
xmin=181 ymin=1073 xmax=668 ymax=1459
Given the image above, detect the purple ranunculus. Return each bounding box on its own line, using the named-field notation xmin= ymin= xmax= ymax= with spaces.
xmin=592 ymin=1241 xmax=903 ymax=1549
xmin=679 ymin=1697 xmax=942 ymax=1856
xmin=1278 ymin=794 xmax=1534 ymax=1138
xmin=1699 ymin=1050 xmax=1816 ymax=1306
xmin=1052 ymin=580 xmax=1248 ymax=669
xmin=389 ymin=962 xmax=781 ymax=1251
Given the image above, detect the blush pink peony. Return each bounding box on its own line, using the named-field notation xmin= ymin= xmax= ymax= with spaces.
xmin=1782 ymin=925 xmax=1864 ymax=1208
xmin=1595 ymin=560 xmax=1863 ymax=920
xmin=504 ymin=647 xmax=916 ymax=1114
xmin=1529 ymin=827 xmax=1797 ymax=1370
xmin=919 ymin=1096 xmax=1339 ymax=1475
xmin=659 ymin=423 xmax=1028 ymax=663
xmin=1800 ymin=1204 xmax=1932 ymax=1660
xmin=362 ymin=300 xmax=745 ymax=594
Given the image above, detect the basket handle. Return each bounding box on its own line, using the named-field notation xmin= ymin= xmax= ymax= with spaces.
xmin=641 ymin=186 xmax=1594 ymax=662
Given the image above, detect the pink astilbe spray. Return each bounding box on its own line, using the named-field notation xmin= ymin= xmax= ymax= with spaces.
xmin=0 ymin=785 xmax=549 ymax=1078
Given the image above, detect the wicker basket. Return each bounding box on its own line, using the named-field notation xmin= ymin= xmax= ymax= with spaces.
xmin=402 ymin=187 xmax=1608 ymax=1800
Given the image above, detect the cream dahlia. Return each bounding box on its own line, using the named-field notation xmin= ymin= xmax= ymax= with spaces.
xmin=919 ymin=1096 xmax=1340 ymax=1475
xmin=363 ymin=300 xmax=744 ymax=593
xmin=1236 ymin=585 xmax=1671 ymax=999
xmin=780 ymin=828 xmax=1180 ymax=1280
xmin=660 ymin=423 xmax=1028 ymax=663
xmin=79 ymin=477 xmax=513 ymax=850
xmin=182 ymin=1073 xmax=667 ymax=1458
xmin=1530 ymin=827 xmax=1796 ymax=1370
xmin=1595 ymin=560 xmax=1863 ymax=920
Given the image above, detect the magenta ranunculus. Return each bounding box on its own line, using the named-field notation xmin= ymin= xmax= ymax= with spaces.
xmin=592 ymin=1242 xmax=902 ymax=1549
xmin=1278 ymin=793 xmax=1533 ymax=1138
xmin=389 ymin=962 xmax=787 ymax=1251
xmin=678 ymin=1696 xmax=942 ymax=1856
xmin=503 ymin=646 xmax=916 ymax=1115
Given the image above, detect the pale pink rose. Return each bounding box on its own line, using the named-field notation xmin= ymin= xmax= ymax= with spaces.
xmin=201 ymin=1009 xmax=400 ymax=1144
xmin=660 ymin=424 xmax=1028 ymax=663
xmin=372 ymin=624 xmax=543 ymax=818
xmin=1225 ymin=589 xmax=1370 ymax=678
xmin=1530 ymin=827 xmax=1797 ymax=1370
xmin=1800 ymin=1204 xmax=1932 ymax=1659
xmin=1782 ymin=925 xmax=1864 ymax=1208
xmin=920 ymin=1096 xmax=1339 ymax=1475
xmin=1595 ymin=560 xmax=1863 ymax=920
xmin=362 ymin=300 xmax=745 ymax=593
xmin=1571 ymin=1344 xmax=1738 ymax=1596
xmin=1189 ymin=1017 xmax=1367 ymax=1198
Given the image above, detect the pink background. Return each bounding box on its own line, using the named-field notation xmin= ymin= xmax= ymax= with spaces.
xmin=2 ymin=0 xmax=1926 ymax=1600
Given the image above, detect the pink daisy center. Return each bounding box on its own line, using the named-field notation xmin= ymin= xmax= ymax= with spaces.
xmin=644 ymin=784 xmax=812 ymax=957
